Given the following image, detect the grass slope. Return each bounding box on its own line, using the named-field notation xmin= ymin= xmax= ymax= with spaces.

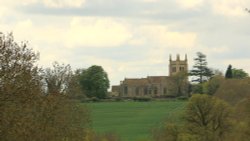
xmin=85 ymin=100 xmax=187 ymax=141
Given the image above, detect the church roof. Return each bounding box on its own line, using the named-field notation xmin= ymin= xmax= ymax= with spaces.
xmin=122 ymin=78 xmax=148 ymax=85
xmin=122 ymin=76 xmax=169 ymax=86
xmin=147 ymin=76 xmax=169 ymax=83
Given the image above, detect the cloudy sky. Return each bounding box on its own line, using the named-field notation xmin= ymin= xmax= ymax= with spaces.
xmin=1 ymin=0 xmax=250 ymax=86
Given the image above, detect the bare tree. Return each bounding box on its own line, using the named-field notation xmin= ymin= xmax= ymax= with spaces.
xmin=43 ymin=62 xmax=72 ymax=95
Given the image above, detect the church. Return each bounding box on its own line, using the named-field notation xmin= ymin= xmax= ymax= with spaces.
xmin=111 ymin=54 xmax=189 ymax=98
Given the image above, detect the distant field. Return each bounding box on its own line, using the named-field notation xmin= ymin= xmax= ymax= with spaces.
xmin=84 ymin=100 xmax=187 ymax=141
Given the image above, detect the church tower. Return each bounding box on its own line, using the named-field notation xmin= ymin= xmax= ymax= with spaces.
xmin=169 ymin=54 xmax=188 ymax=76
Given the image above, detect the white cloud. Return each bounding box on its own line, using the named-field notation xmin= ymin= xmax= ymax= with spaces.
xmin=1 ymin=0 xmax=86 ymax=8
xmin=176 ymin=0 xmax=204 ymax=9
xmin=66 ymin=17 xmax=132 ymax=48
xmin=0 ymin=17 xmax=133 ymax=48
xmin=211 ymin=0 xmax=248 ymax=17
xmin=128 ymin=38 xmax=146 ymax=46
xmin=21 ymin=0 xmax=38 ymax=5
xmin=139 ymin=25 xmax=197 ymax=48
xmin=142 ymin=0 xmax=159 ymax=3
xmin=43 ymin=0 xmax=86 ymax=8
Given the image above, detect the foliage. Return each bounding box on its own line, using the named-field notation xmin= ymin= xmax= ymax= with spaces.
xmin=85 ymin=131 xmax=121 ymax=141
xmin=132 ymin=96 xmax=152 ymax=102
xmin=232 ymin=68 xmax=249 ymax=79
xmin=213 ymin=79 xmax=250 ymax=141
xmin=154 ymin=95 xmax=233 ymax=141
xmin=202 ymin=76 xmax=224 ymax=95
xmin=225 ymin=65 xmax=233 ymax=79
xmin=171 ymin=72 xmax=189 ymax=97
xmin=214 ymin=78 xmax=250 ymax=105
xmin=153 ymin=123 xmax=181 ymax=141
xmin=229 ymin=97 xmax=250 ymax=141
xmin=191 ymin=83 xmax=203 ymax=94
xmin=43 ymin=61 xmax=72 ymax=95
xmin=80 ymin=65 xmax=110 ymax=99
xmin=184 ymin=94 xmax=232 ymax=141
xmin=177 ymin=96 xmax=189 ymax=100
xmin=0 ymin=32 xmax=42 ymax=141
xmin=189 ymin=52 xmax=213 ymax=84
xmin=67 ymin=69 xmax=86 ymax=100
xmin=0 ymin=32 xmax=90 ymax=141
xmin=225 ymin=65 xmax=249 ymax=79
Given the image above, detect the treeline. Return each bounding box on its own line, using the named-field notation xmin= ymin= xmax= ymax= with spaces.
xmin=153 ymin=52 xmax=250 ymax=141
xmin=0 ymin=33 xmax=114 ymax=141
xmin=43 ymin=62 xmax=110 ymax=100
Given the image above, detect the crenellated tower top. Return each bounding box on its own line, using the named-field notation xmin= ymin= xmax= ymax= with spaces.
xmin=169 ymin=54 xmax=188 ymax=76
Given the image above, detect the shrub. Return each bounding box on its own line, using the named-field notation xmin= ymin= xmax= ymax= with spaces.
xmin=115 ymin=97 xmax=123 ymax=102
xmin=133 ymin=96 xmax=152 ymax=102
xmin=177 ymin=96 xmax=189 ymax=100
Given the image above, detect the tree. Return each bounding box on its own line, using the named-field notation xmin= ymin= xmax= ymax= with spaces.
xmin=185 ymin=94 xmax=232 ymax=141
xmin=190 ymin=52 xmax=213 ymax=84
xmin=171 ymin=72 xmax=189 ymax=97
xmin=203 ymin=76 xmax=224 ymax=95
xmin=232 ymin=68 xmax=249 ymax=79
xmin=67 ymin=69 xmax=86 ymax=100
xmin=0 ymin=32 xmax=43 ymax=141
xmin=0 ymin=32 xmax=90 ymax=141
xmin=80 ymin=65 xmax=110 ymax=99
xmin=153 ymin=123 xmax=181 ymax=141
xmin=43 ymin=61 xmax=72 ymax=95
xmin=225 ymin=65 xmax=233 ymax=79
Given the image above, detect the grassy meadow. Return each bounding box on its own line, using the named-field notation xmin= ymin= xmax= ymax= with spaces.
xmin=84 ymin=100 xmax=187 ymax=141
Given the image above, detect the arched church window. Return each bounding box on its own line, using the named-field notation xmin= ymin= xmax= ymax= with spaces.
xmin=154 ymin=87 xmax=158 ymax=95
xmin=163 ymin=87 xmax=167 ymax=94
xmin=135 ymin=87 xmax=139 ymax=95
xmin=172 ymin=67 xmax=176 ymax=72
xmin=144 ymin=87 xmax=148 ymax=95
xmin=124 ymin=86 xmax=128 ymax=95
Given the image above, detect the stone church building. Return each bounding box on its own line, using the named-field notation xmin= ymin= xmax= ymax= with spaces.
xmin=111 ymin=54 xmax=189 ymax=97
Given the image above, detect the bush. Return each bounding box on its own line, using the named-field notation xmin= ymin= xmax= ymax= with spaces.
xmin=133 ymin=96 xmax=152 ymax=102
xmin=83 ymin=97 xmax=100 ymax=102
xmin=114 ymin=97 xmax=124 ymax=102
xmin=177 ymin=96 xmax=189 ymax=100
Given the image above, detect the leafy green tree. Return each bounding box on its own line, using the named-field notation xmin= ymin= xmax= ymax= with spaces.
xmin=225 ymin=65 xmax=233 ymax=79
xmin=232 ymin=68 xmax=249 ymax=79
xmin=153 ymin=123 xmax=180 ymax=141
xmin=80 ymin=65 xmax=110 ymax=99
xmin=191 ymin=83 xmax=203 ymax=94
xmin=185 ymin=94 xmax=232 ymax=141
xmin=190 ymin=52 xmax=213 ymax=84
xmin=203 ymin=76 xmax=224 ymax=95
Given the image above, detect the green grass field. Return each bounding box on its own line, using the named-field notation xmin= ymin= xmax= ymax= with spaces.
xmin=84 ymin=100 xmax=187 ymax=141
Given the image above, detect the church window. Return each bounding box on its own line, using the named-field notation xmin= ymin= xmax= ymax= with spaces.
xmin=163 ymin=87 xmax=167 ymax=94
xmin=172 ymin=67 xmax=176 ymax=72
xmin=179 ymin=67 xmax=185 ymax=71
xmin=144 ymin=87 xmax=148 ymax=95
xmin=154 ymin=87 xmax=158 ymax=95
xmin=124 ymin=86 xmax=128 ymax=95
xmin=136 ymin=87 xmax=139 ymax=95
